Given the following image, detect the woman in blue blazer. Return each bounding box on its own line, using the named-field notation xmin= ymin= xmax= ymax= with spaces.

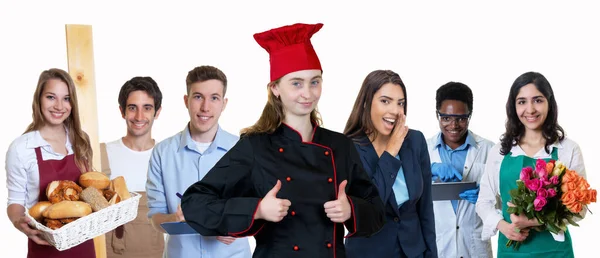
xmin=344 ymin=70 xmax=437 ymax=258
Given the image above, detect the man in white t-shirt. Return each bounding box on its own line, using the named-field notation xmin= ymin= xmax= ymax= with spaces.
xmin=102 ymin=76 xmax=165 ymax=258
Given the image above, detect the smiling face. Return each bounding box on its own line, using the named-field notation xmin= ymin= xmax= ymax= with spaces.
xmin=270 ymin=69 xmax=322 ymax=122
xmin=40 ymin=79 xmax=72 ymax=128
xmin=369 ymin=82 xmax=405 ymax=137
xmin=515 ymin=83 xmax=549 ymax=132
xmin=184 ymin=79 xmax=227 ymax=141
xmin=437 ymin=99 xmax=470 ymax=149
xmin=120 ymin=90 xmax=161 ymax=138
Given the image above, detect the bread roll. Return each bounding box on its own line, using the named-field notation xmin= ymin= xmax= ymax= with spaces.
xmin=80 ymin=187 xmax=110 ymax=211
xmin=28 ymin=201 xmax=52 ymax=222
xmin=42 ymin=201 xmax=92 ymax=219
xmin=111 ymin=176 xmax=131 ymax=201
xmin=79 ymin=171 xmax=111 ymax=189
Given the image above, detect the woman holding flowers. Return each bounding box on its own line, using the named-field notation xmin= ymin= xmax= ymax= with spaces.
xmin=476 ymin=71 xmax=587 ymax=257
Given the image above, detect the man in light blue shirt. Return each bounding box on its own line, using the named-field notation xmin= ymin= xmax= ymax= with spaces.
xmin=146 ymin=65 xmax=251 ymax=258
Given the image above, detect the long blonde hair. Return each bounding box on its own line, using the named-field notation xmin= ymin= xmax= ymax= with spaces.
xmin=24 ymin=68 xmax=92 ymax=173
xmin=241 ymin=80 xmax=322 ymax=135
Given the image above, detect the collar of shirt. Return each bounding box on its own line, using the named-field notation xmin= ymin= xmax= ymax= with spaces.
xmin=25 ymin=127 xmax=73 ymax=152
xmin=178 ymin=124 xmax=231 ymax=154
xmin=510 ymin=140 xmax=564 ymax=158
xmin=434 ymin=130 xmax=477 ymax=151
xmin=277 ymin=122 xmax=319 ymax=143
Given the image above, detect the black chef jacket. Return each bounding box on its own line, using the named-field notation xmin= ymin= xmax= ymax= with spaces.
xmin=181 ymin=124 xmax=385 ymax=258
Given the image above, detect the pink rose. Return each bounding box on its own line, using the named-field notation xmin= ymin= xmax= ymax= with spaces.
xmin=550 ymin=175 xmax=559 ymax=185
xmin=534 ymin=196 xmax=548 ymax=211
xmin=521 ymin=167 xmax=533 ymax=181
xmin=525 ymin=178 xmax=542 ymax=191
xmin=541 ymin=178 xmax=552 ymax=186
xmin=536 ymin=160 xmax=548 ymax=178
xmin=537 ymin=188 xmax=548 ymax=198
xmin=547 ymin=188 xmax=557 ymax=198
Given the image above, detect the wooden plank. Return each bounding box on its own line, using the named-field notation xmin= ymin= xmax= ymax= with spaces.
xmin=65 ymin=24 xmax=106 ymax=258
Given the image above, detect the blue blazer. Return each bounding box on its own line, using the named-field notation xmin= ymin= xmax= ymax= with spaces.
xmin=345 ymin=130 xmax=437 ymax=258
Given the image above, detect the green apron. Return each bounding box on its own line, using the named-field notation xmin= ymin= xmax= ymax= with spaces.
xmin=498 ymin=147 xmax=574 ymax=258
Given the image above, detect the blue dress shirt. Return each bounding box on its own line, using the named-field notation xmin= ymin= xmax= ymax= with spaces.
xmin=146 ymin=125 xmax=251 ymax=258
xmin=435 ymin=133 xmax=476 ymax=213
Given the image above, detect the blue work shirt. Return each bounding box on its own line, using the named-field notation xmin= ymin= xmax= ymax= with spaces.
xmin=435 ymin=132 xmax=476 ymax=213
xmin=146 ymin=124 xmax=251 ymax=258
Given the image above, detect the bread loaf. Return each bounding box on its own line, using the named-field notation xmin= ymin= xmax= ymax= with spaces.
xmin=28 ymin=201 xmax=52 ymax=222
xmin=42 ymin=201 xmax=92 ymax=219
xmin=111 ymin=176 xmax=131 ymax=201
xmin=80 ymin=187 xmax=110 ymax=211
xmin=79 ymin=171 xmax=111 ymax=189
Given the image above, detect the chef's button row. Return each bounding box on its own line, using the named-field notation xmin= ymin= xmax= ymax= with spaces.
xmin=291 ymin=242 xmax=333 ymax=251
xmin=283 ymin=176 xmax=334 ymax=183
xmin=277 ymin=147 xmax=331 ymax=157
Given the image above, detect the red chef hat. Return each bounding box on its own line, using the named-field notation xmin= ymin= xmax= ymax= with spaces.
xmin=253 ymin=23 xmax=323 ymax=82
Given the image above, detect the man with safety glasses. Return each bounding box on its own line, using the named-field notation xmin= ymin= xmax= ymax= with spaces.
xmin=426 ymin=82 xmax=494 ymax=258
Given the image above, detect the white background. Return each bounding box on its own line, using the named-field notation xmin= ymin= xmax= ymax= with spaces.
xmin=1 ymin=0 xmax=598 ymax=257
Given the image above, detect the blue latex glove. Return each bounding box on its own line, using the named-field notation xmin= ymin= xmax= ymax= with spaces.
xmin=431 ymin=163 xmax=463 ymax=182
xmin=459 ymin=185 xmax=480 ymax=204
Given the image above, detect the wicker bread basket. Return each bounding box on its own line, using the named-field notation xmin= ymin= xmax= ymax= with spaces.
xmin=25 ymin=192 xmax=141 ymax=251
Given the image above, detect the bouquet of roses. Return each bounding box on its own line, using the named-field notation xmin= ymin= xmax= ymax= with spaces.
xmin=506 ymin=159 xmax=596 ymax=249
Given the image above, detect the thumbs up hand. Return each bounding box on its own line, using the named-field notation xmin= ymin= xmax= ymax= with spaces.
xmin=324 ymin=180 xmax=352 ymax=223
xmin=254 ymin=180 xmax=292 ymax=222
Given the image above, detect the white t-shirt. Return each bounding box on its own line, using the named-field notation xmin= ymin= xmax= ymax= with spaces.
xmin=105 ymin=138 xmax=153 ymax=192
xmin=194 ymin=140 xmax=212 ymax=154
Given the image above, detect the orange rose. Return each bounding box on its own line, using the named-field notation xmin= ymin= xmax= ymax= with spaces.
xmin=588 ymin=189 xmax=597 ymax=203
xmin=562 ymin=170 xmax=578 ymax=184
xmin=576 ymin=178 xmax=590 ymax=190
xmin=561 ymin=191 xmax=577 ymax=206
xmin=574 ymin=190 xmax=588 ymax=203
xmin=561 ymin=182 xmax=578 ymax=193
xmin=566 ymin=201 xmax=583 ymax=213
xmin=546 ymin=162 xmax=555 ymax=174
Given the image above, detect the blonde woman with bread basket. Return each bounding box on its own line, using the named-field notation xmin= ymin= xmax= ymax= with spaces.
xmin=5 ymin=68 xmax=96 ymax=258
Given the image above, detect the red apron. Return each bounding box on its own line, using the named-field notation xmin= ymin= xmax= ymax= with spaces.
xmin=27 ymin=147 xmax=96 ymax=258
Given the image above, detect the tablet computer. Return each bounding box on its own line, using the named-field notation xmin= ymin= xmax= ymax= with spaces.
xmin=160 ymin=222 xmax=198 ymax=235
xmin=431 ymin=181 xmax=477 ymax=201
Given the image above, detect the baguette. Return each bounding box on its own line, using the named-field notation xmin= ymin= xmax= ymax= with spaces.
xmin=111 ymin=176 xmax=131 ymax=201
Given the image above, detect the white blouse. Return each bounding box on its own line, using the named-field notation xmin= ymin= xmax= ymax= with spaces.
xmin=476 ymin=137 xmax=586 ymax=240
xmin=5 ymin=130 xmax=74 ymax=209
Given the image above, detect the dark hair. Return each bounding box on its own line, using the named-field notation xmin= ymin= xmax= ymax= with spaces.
xmin=344 ymin=70 xmax=407 ymax=141
xmin=500 ymin=71 xmax=564 ymax=155
xmin=185 ymin=65 xmax=228 ymax=96
xmin=118 ymin=77 xmax=163 ymax=116
xmin=436 ymin=82 xmax=473 ymax=113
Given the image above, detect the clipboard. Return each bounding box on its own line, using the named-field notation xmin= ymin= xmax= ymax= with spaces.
xmin=160 ymin=222 xmax=198 ymax=235
xmin=431 ymin=181 xmax=477 ymax=201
